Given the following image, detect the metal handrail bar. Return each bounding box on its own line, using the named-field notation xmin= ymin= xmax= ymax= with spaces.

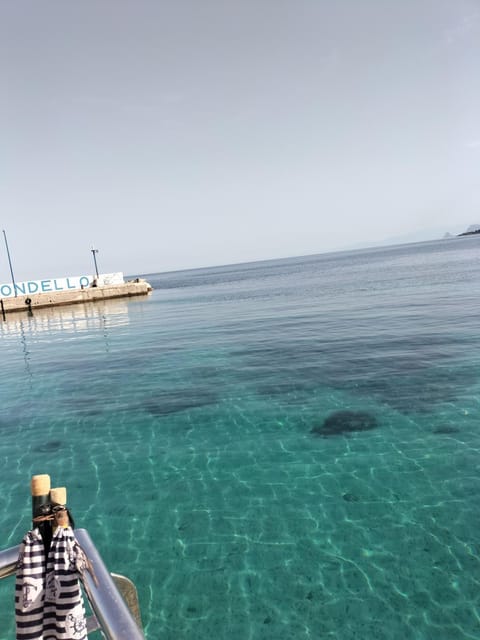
xmin=0 ymin=529 xmax=144 ymax=640
xmin=75 ymin=528 xmax=144 ymax=639
xmin=0 ymin=544 xmax=18 ymax=580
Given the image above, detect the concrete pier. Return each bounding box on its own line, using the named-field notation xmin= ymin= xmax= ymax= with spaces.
xmin=0 ymin=279 xmax=152 ymax=318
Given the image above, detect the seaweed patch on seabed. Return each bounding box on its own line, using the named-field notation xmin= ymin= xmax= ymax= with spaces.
xmin=310 ymin=410 xmax=378 ymax=437
xmin=33 ymin=440 xmax=63 ymax=453
xmin=61 ymin=397 xmax=105 ymax=416
xmin=0 ymin=419 xmax=12 ymax=431
xmin=144 ymin=389 xmax=218 ymax=416
xmin=256 ymin=379 xmax=314 ymax=397
xmin=432 ymin=425 xmax=461 ymax=435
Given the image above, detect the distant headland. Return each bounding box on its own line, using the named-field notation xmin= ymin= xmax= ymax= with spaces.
xmin=443 ymin=225 xmax=480 ymax=240
xmin=458 ymin=224 xmax=480 ymax=237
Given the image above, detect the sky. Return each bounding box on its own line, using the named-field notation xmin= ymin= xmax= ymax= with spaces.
xmin=1 ymin=1 xmax=479 ymax=281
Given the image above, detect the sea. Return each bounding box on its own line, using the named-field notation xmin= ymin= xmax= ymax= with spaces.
xmin=0 ymin=236 xmax=479 ymax=640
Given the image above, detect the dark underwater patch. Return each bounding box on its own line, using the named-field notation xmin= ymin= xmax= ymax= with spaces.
xmin=33 ymin=440 xmax=63 ymax=453
xmin=145 ymin=389 xmax=218 ymax=416
xmin=342 ymin=492 xmax=360 ymax=502
xmin=256 ymin=379 xmax=315 ymax=398
xmin=0 ymin=419 xmax=12 ymax=431
xmin=432 ymin=426 xmax=461 ymax=435
xmin=230 ymin=338 xmax=474 ymax=415
xmin=311 ymin=410 xmax=378 ymax=437
xmin=61 ymin=398 xmax=105 ymax=416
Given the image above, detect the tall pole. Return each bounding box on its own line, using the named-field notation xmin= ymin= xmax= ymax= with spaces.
xmin=91 ymin=246 xmax=100 ymax=278
xmin=3 ymin=229 xmax=17 ymax=297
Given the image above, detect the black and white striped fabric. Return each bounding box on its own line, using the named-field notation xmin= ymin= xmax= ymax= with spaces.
xmin=15 ymin=527 xmax=88 ymax=640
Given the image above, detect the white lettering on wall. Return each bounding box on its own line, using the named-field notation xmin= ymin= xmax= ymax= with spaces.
xmin=0 ymin=273 xmax=124 ymax=299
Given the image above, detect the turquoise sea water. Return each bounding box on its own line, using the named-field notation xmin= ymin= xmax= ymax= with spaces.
xmin=1 ymin=237 xmax=480 ymax=639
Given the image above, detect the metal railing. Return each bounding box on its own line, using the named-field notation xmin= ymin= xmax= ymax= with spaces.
xmin=0 ymin=544 xmax=17 ymax=580
xmin=0 ymin=528 xmax=144 ymax=640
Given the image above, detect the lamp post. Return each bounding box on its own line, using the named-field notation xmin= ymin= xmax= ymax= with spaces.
xmin=3 ymin=229 xmax=17 ymax=297
xmin=91 ymin=246 xmax=100 ymax=279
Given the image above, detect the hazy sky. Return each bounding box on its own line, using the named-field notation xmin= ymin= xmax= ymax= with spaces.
xmin=1 ymin=1 xmax=479 ymax=281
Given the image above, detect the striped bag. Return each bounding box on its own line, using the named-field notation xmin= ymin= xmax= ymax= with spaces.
xmin=15 ymin=527 xmax=88 ymax=640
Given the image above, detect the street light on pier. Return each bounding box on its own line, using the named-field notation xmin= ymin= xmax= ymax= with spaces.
xmin=3 ymin=229 xmax=17 ymax=297
xmin=91 ymin=246 xmax=100 ymax=279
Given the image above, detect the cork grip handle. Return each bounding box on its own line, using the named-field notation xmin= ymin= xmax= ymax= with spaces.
xmin=31 ymin=474 xmax=51 ymax=498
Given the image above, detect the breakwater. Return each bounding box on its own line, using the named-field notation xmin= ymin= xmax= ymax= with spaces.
xmin=0 ymin=279 xmax=152 ymax=318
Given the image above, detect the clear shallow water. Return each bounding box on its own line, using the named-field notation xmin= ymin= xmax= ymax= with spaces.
xmin=1 ymin=237 xmax=480 ymax=639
